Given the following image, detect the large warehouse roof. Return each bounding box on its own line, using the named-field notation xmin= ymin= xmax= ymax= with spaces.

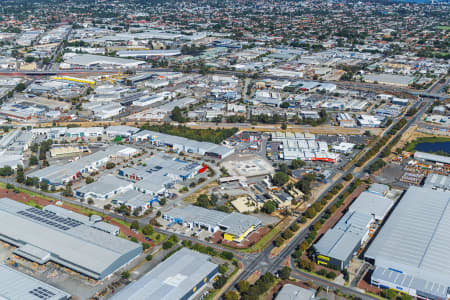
xmin=0 ymin=198 xmax=141 ymax=279
xmin=348 ymin=191 xmax=393 ymax=220
xmin=110 ymin=248 xmax=218 ymax=300
xmin=275 ymin=284 xmax=315 ymax=300
xmin=414 ymin=151 xmax=450 ymax=165
xmin=0 ymin=263 xmax=70 ymax=300
xmin=365 ymin=187 xmax=450 ymax=291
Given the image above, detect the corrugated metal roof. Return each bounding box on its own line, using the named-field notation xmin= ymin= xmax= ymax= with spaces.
xmin=275 ymin=284 xmax=315 ymax=300
xmin=0 ymin=263 xmax=70 ymax=300
xmin=110 ymin=248 xmax=218 ymax=300
xmin=349 ymin=191 xmax=393 ymax=220
xmin=365 ymin=187 xmax=450 ymax=289
xmin=0 ymin=198 xmax=141 ymax=279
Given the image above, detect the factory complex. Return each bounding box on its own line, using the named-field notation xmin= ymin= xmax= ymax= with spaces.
xmin=0 ymin=198 xmax=142 ymax=280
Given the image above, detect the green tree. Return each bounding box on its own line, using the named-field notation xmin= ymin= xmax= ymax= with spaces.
xmin=236 ymin=280 xmax=250 ymax=293
xmin=85 ymin=176 xmax=94 ymax=184
xmin=146 ymin=254 xmax=153 ymax=261
xmin=272 ymin=171 xmax=289 ymax=186
xmin=224 ymin=291 xmax=239 ymax=300
xmin=29 ymin=155 xmax=38 ymax=166
xmin=263 ymin=200 xmax=277 ymax=214
xmin=16 ymin=165 xmax=24 ymax=183
xmin=106 ymin=162 xmax=115 ymax=169
xmin=40 ymin=180 xmax=48 ymax=191
xmin=130 ymin=220 xmax=140 ymax=231
xmin=142 ymin=224 xmax=154 ymax=235
xmin=279 ymin=266 xmax=291 ymax=280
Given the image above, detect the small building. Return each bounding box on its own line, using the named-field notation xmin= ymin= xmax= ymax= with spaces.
xmin=367 ymin=183 xmax=390 ymax=196
xmin=163 ymin=205 xmax=261 ymax=243
xmin=0 ymin=263 xmax=71 ymax=300
xmin=110 ymin=248 xmax=218 ymax=300
xmin=75 ymin=175 xmax=134 ymax=201
xmin=414 ymin=151 xmax=450 ymax=165
xmin=275 ymin=284 xmax=315 ymax=300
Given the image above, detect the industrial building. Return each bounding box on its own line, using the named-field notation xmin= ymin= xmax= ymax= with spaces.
xmin=75 ymin=174 xmax=134 ymax=201
xmin=27 ymin=145 xmax=138 ymax=187
xmin=314 ymin=184 xmax=394 ymax=269
xmin=414 ymin=151 xmax=450 ymax=165
xmin=271 ymin=132 xmax=339 ymax=162
xmin=163 ymin=205 xmax=262 ymax=243
xmin=275 ymin=284 xmax=316 ymax=300
xmin=348 ymin=191 xmax=393 ymax=221
xmin=0 ymin=263 xmax=71 ymax=300
xmin=110 ymin=248 xmax=218 ymax=300
xmin=43 ymin=205 xmax=120 ymax=235
xmin=314 ymin=211 xmax=373 ymax=270
xmin=133 ymin=130 xmax=234 ymax=159
xmin=118 ymin=153 xmax=204 ymax=197
xmin=105 ymin=125 xmax=140 ymax=138
xmin=0 ymin=198 xmax=142 ymax=280
xmin=365 ymin=187 xmax=450 ymax=300
xmin=423 ymin=174 xmax=450 ymax=192
xmin=61 ymin=53 xmax=145 ymax=69
xmin=112 ymin=189 xmax=155 ymax=213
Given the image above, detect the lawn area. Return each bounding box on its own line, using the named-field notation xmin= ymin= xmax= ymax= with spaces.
xmin=404 ymin=136 xmax=450 ymax=152
xmin=240 ymin=225 xmax=281 ymax=253
xmin=437 ymin=26 xmax=450 ymax=30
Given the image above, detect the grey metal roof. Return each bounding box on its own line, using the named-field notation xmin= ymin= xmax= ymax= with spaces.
xmin=0 ymin=263 xmax=71 ymax=300
xmin=0 ymin=198 xmax=141 ymax=279
xmin=314 ymin=211 xmax=372 ymax=262
xmin=314 ymin=228 xmax=361 ymax=262
xmin=368 ymin=183 xmax=389 ymax=195
xmin=77 ymin=174 xmax=132 ymax=195
xmin=165 ymin=205 xmax=261 ymax=237
xmin=365 ymin=187 xmax=450 ymax=288
xmin=275 ymin=284 xmax=315 ymax=300
xmin=414 ymin=151 xmax=450 ymax=165
xmin=423 ymin=174 xmax=450 ymax=191
xmin=110 ymin=248 xmax=218 ymax=300
xmin=349 ymin=191 xmax=393 ymax=220
xmin=372 ymin=267 xmax=448 ymax=299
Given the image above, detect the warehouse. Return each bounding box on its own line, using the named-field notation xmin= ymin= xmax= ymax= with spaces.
xmin=75 ymin=174 xmax=134 ymax=201
xmin=62 ymin=53 xmax=145 ymax=69
xmin=365 ymin=187 xmax=450 ymax=299
xmin=0 ymin=198 xmax=142 ymax=280
xmin=112 ymin=189 xmax=155 ymax=213
xmin=110 ymin=248 xmax=218 ymax=300
xmin=314 ymin=211 xmax=373 ymax=270
xmin=116 ymin=49 xmax=181 ymax=58
xmin=363 ymin=74 xmax=415 ymax=87
xmin=163 ymin=205 xmax=262 ymax=243
xmin=348 ymin=191 xmax=393 ymax=221
xmin=105 ymin=125 xmax=140 ymax=138
xmin=43 ymin=204 xmax=120 ymax=235
xmin=414 ymin=151 xmax=450 ymax=165
xmin=133 ymin=130 xmax=234 ymax=159
xmin=27 ymin=145 xmax=137 ymax=187
xmin=0 ymin=263 xmax=71 ymax=300
xmin=423 ymin=174 xmax=450 ymax=192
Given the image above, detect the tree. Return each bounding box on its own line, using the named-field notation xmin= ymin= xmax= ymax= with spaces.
xmin=40 ymin=180 xmax=48 ymax=191
xmin=263 ymin=200 xmax=277 ymax=214
xmin=29 ymin=155 xmax=38 ymax=166
xmin=280 ymin=102 xmax=290 ymax=108
xmin=171 ymin=106 xmax=186 ymax=123
xmin=131 ymin=220 xmax=140 ymax=231
xmin=344 ymin=173 xmax=353 ymax=181
xmin=121 ymin=271 xmax=130 ymax=279
xmin=16 ymin=165 xmax=24 ymax=183
xmin=281 ymin=122 xmax=287 ymax=130
xmin=142 ymin=243 xmax=150 ymax=250
xmin=106 ymin=162 xmax=115 ymax=169
xmin=224 ymin=291 xmax=239 ymax=300
xmin=237 ymin=280 xmax=250 ymax=293
xmin=279 ymin=266 xmax=291 ymax=280
xmin=272 ymin=171 xmax=289 ymax=186
xmin=85 ymin=176 xmax=94 ymax=184
xmin=142 ymin=224 xmax=154 ymax=235
xmin=146 ymin=254 xmax=153 ymax=261
xmin=291 ymin=159 xmax=305 ymax=169
xmin=88 ymin=198 xmax=94 ymax=205
xmin=162 ymin=241 xmax=173 ymax=249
